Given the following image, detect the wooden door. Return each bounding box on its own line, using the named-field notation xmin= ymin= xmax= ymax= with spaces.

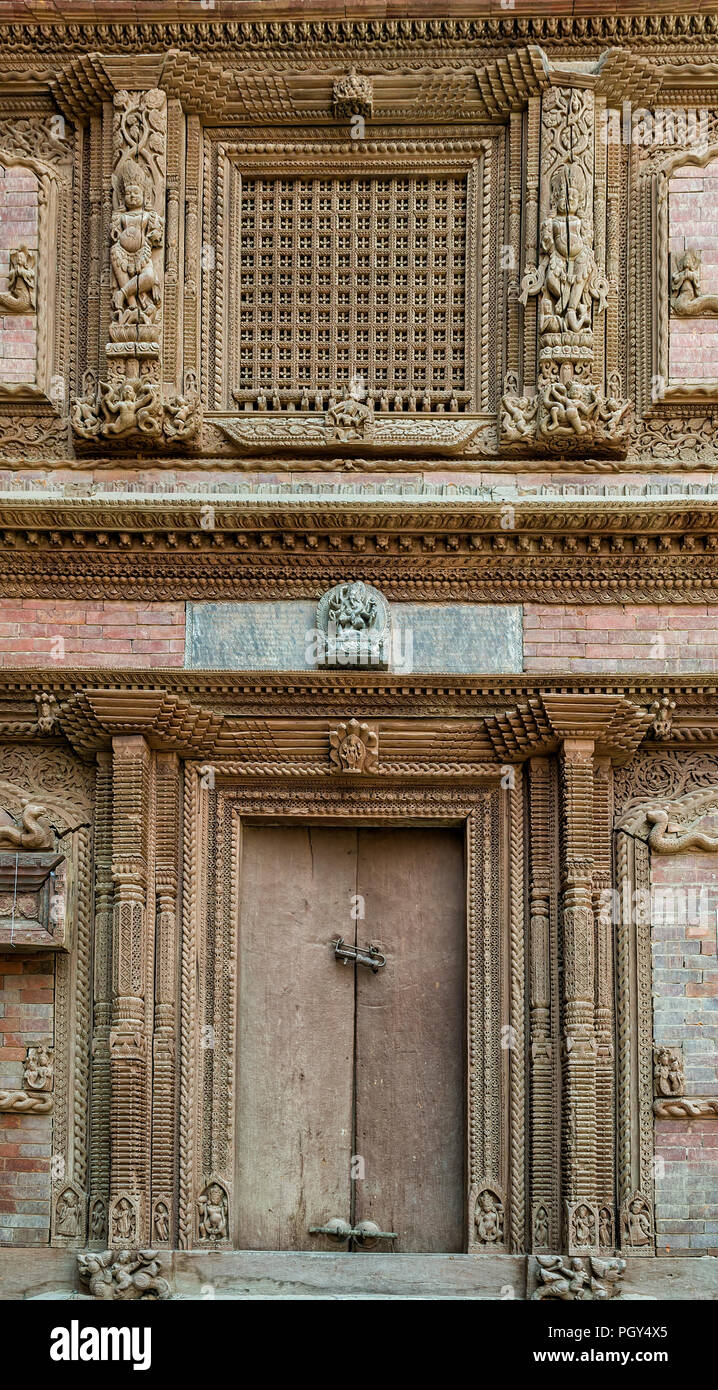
xmin=236 ymin=825 xmax=465 ymax=1252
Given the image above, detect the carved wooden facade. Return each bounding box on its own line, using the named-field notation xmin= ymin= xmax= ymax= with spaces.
xmin=1 ymin=3 xmax=718 ymax=1297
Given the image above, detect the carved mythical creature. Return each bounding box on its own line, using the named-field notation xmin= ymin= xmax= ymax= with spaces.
xmin=671 ymin=249 xmax=718 ymax=317
xmin=110 ymin=157 xmax=163 ymax=326
xmin=0 ymin=801 xmax=54 ymax=850
xmin=645 ymin=806 xmax=718 ymax=854
xmin=0 ymin=246 xmax=36 ymax=313
xmin=77 ymin=1249 xmax=171 ymax=1301
xmin=533 ymin=1254 xmax=625 ymax=1301
xmin=99 ymin=377 xmax=163 ymax=437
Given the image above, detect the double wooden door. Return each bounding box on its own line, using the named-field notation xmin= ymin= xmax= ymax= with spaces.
xmin=236 ymin=825 xmax=466 ymax=1252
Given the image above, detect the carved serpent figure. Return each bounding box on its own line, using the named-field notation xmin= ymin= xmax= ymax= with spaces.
xmin=0 ymin=802 xmax=54 ymax=850
xmin=645 ymin=806 xmax=718 ymax=854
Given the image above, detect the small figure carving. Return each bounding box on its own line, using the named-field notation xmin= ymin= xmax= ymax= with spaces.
xmin=329 ymin=719 xmax=378 ymax=774
xmin=333 ymin=69 xmax=373 ymax=120
xmin=0 ymin=800 xmax=54 ymax=850
xmin=316 ymin=581 xmax=390 ymax=669
xmin=0 ymin=246 xmax=36 ymax=313
xmin=533 ymin=1204 xmax=550 ymax=1249
xmin=198 ymin=1180 xmax=229 ymax=1242
xmin=501 ymin=390 xmax=539 ymax=442
xmin=650 ymin=696 xmax=676 ymax=739
xmin=164 ymin=380 xmax=200 ymax=440
xmin=111 ymin=1197 xmax=137 ymax=1245
xmin=671 ymin=249 xmax=718 ymax=317
xmin=24 ymin=1044 xmax=53 ymax=1092
xmin=599 ymin=1206 xmax=615 ymax=1249
xmin=90 ymin=1199 xmax=106 ymax=1243
xmin=533 ymin=1254 xmax=625 ymax=1301
xmin=99 ymin=378 xmax=163 ymax=438
xmin=474 ymin=1187 xmax=504 ymax=1245
xmin=34 ymin=692 xmax=59 ymax=735
xmin=520 ymin=162 xmax=608 ymax=361
xmin=152 ymin=1200 xmax=170 ymax=1244
xmin=55 ymin=1186 xmax=81 ymax=1238
xmin=501 ymin=378 xmax=630 ymax=449
xmin=326 ymin=376 xmax=373 ymax=442
xmin=620 ymin=1192 xmax=653 ymax=1250
xmin=654 ymin=1046 xmax=684 ymax=1098
xmin=570 ymin=1202 xmax=597 ymax=1250
xmin=77 ymin=1249 xmax=171 ymax=1301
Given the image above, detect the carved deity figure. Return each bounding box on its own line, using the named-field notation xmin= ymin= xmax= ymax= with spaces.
xmin=534 ymin=1205 xmax=549 ymax=1248
xmin=573 ymin=1204 xmax=596 ymax=1248
xmin=599 ymin=1207 xmax=614 ymax=1249
xmin=90 ymin=1200 xmax=106 ymax=1243
xmin=475 ymin=1189 xmax=504 ymax=1245
xmin=533 ymin=1256 xmax=590 ymax=1301
xmin=24 ymin=1045 xmax=53 ymax=1092
xmin=654 ymin=1046 xmax=684 ymax=1098
xmin=198 ymin=1182 xmax=229 ymax=1242
xmin=78 ymin=1249 xmax=170 ymax=1301
xmin=112 ymin=1198 xmax=137 ymax=1245
xmin=671 ymin=249 xmax=718 ymax=317
xmin=327 ymin=580 xmax=378 ymax=636
xmin=55 ymin=1187 xmax=80 ymax=1237
xmin=0 ymin=246 xmax=36 ymax=313
xmin=624 ymin=1197 xmax=652 ymax=1248
xmin=153 ymin=1202 xmax=170 ymax=1244
xmin=110 ymin=158 xmax=163 ymax=325
xmin=520 ymin=163 xmax=608 ymax=354
xmin=326 ymin=375 xmax=373 ymax=441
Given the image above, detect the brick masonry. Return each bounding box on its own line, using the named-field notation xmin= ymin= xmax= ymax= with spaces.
xmin=669 ymin=156 xmax=718 ymax=383
xmin=0 ymin=164 xmax=38 ymax=385
xmin=0 ymin=600 xmax=185 ymax=668
xmin=652 ymin=846 xmax=718 ymax=1254
xmin=524 ymin=604 xmax=718 ymax=674
xmin=0 ymin=955 xmax=53 ymax=1247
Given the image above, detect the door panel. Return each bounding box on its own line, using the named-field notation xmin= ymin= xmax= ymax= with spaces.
xmin=236 ymin=826 xmax=356 ymax=1249
xmin=236 ymin=823 xmax=466 ymax=1253
xmin=354 ymin=829 xmax=466 ymax=1253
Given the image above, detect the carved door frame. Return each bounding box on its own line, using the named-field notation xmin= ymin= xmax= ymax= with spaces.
xmin=178 ymin=766 xmax=527 ymax=1255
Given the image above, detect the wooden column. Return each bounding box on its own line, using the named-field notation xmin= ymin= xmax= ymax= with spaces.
xmin=151 ymin=753 xmax=181 ymax=1247
xmin=559 ymin=737 xmax=599 ymax=1252
xmin=593 ymin=756 xmax=616 ymax=1248
xmin=88 ymin=751 xmax=113 ymax=1246
xmin=109 ymin=735 xmax=153 ymax=1246
xmin=528 ymin=756 xmax=560 ymax=1252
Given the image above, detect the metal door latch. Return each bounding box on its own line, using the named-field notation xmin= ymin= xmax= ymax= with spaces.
xmin=309 ymin=1217 xmax=397 ymax=1246
xmin=332 ymin=938 xmax=386 ymax=972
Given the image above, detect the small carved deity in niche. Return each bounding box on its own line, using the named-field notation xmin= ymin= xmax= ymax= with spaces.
xmin=534 ymin=1204 xmax=550 ymax=1248
xmin=34 ymin=691 xmax=59 ymax=734
xmin=153 ymin=1202 xmax=170 ymax=1244
xmin=198 ymin=1182 xmax=229 ymax=1242
xmin=653 ymin=1046 xmax=684 ymax=1098
xmin=329 ymin=719 xmax=378 ymax=774
xmin=90 ymin=1199 xmax=106 ymax=1243
xmin=474 ymin=1188 xmax=504 ymax=1245
xmin=327 ymin=581 xmax=377 ymax=636
xmin=56 ymin=1187 xmax=80 ymax=1237
xmin=110 ymin=157 xmax=163 ymax=326
xmin=112 ymin=1197 xmax=137 ymax=1244
xmin=670 ymin=248 xmax=718 ymax=317
xmin=573 ymin=1204 xmax=596 ymax=1248
xmin=599 ymin=1206 xmax=614 ymax=1249
xmin=623 ymin=1195 xmax=652 ymax=1249
xmin=24 ymin=1044 xmax=53 ymax=1092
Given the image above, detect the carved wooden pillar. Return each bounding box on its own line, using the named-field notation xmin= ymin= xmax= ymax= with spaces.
xmin=151 ymin=753 xmax=181 ymax=1248
xmin=88 ymin=751 xmax=113 ymax=1246
xmin=528 ymin=756 xmax=560 ymax=1252
xmin=109 ymin=735 xmax=153 ymax=1246
xmin=559 ymin=737 xmax=599 ymax=1253
xmin=593 ymin=756 xmax=616 ymax=1247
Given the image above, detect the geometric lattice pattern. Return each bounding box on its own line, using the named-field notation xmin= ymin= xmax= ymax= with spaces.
xmin=237 ymin=175 xmax=468 ymax=402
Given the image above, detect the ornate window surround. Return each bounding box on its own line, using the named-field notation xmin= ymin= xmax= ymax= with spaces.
xmin=655 ymin=141 xmax=718 ymax=406
xmin=0 ymin=149 xmax=66 ymax=409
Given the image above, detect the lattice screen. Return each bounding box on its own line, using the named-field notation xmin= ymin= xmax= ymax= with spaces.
xmin=236 ymin=174 xmax=469 ymax=407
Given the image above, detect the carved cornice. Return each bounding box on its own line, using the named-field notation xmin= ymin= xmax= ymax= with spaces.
xmin=3 ymin=497 xmax=718 ymax=604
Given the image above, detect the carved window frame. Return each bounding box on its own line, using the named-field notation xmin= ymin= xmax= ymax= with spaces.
xmin=179 ymin=767 xmax=526 ymax=1254
xmin=198 ymin=128 xmax=498 ymax=423
xmin=654 ymin=142 xmax=718 ymax=407
xmin=0 ymin=150 xmax=67 ymax=410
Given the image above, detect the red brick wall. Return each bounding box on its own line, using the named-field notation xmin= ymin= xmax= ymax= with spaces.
xmin=0 ymin=600 xmax=186 ymax=667
xmin=524 ymin=604 xmax=718 ymax=674
xmin=655 ymin=1119 xmax=718 ymax=1256
xmin=0 ymin=956 xmax=53 ymax=1247
xmin=0 ymin=165 xmax=38 ymax=386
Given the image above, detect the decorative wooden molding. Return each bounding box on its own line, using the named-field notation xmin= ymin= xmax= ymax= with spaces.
xmin=654 ymin=1097 xmax=718 ymax=1118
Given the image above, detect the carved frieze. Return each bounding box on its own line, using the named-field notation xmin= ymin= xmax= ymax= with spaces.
xmin=77 ymin=1248 xmax=171 ymax=1301
xmin=531 ymin=1254 xmax=625 ymax=1301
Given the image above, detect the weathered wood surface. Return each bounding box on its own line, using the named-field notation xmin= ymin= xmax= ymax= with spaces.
xmin=354 ymin=828 xmax=465 ymax=1253
xmin=236 ymin=826 xmax=355 ymax=1250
